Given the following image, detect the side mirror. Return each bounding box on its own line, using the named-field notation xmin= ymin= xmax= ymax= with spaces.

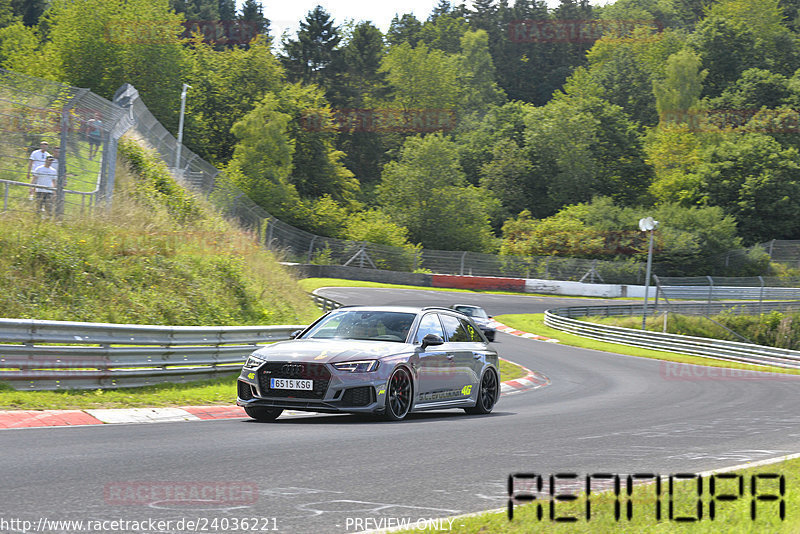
xmin=289 ymin=329 xmax=302 ymax=339
xmin=421 ymin=333 xmax=444 ymax=350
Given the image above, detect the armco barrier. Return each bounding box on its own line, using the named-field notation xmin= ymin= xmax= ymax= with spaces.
xmin=544 ymin=304 xmax=800 ymax=369
xmin=0 ymin=319 xmax=304 ymax=391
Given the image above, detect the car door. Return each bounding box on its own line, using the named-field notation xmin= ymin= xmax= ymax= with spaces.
xmin=413 ymin=313 xmax=451 ymax=400
xmin=438 ymin=314 xmax=481 ymax=399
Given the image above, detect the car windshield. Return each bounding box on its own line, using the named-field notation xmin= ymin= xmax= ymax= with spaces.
xmin=302 ymin=310 xmax=416 ymax=342
xmin=454 ymin=306 xmax=488 ymax=319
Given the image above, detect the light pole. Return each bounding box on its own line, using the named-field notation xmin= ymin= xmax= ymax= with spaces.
xmin=175 ymin=83 xmax=191 ymax=175
xmin=639 ymin=217 xmax=658 ymax=330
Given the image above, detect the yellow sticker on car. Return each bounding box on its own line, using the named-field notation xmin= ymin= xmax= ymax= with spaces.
xmin=461 ymin=385 xmax=472 ymax=395
xmin=247 ymin=372 xmax=255 ymax=380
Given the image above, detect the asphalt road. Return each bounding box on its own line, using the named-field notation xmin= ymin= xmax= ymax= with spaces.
xmin=1 ymin=288 xmax=799 ymax=533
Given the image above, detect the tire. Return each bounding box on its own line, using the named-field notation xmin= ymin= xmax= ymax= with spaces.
xmin=244 ymin=406 xmax=283 ymax=422
xmin=384 ymin=367 xmax=413 ymax=421
xmin=464 ymin=369 xmax=499 ymax=415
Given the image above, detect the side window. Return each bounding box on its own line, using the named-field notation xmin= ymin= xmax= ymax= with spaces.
xmin=462 ymin=318 xmax=484 ymax=342
xmin=415 ymin=313 xmax=445 ymax=343
xmin=440 ymin=314 xmax=471 ymax=342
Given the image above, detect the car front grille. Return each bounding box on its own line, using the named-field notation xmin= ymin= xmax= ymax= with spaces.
xmin=258 ymin=362 xmax=331 ymax=399
xmin=341 ymin=386 xmax=374 ymax=407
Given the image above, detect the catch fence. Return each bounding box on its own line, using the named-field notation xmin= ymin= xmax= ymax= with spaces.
xmin=0 ymin=69 xmax=132 ymax=216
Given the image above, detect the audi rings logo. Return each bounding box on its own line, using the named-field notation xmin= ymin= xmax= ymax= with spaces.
xmin=281 ymin=363 xmax=304 ymax=377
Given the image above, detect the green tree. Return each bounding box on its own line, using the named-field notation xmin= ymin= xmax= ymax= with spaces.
xmin=645 ymin=124 xmax=704 ymax=204
xmin=653 ymin=48 xmax=707 ymax=124
xmin=692 ymin=0 xmax=798 ymax=97
xmin=377 ymin=134 xmax=498 ymax=251
xmin=710 ymin=68 xmax=791 ymax=110
xmin=380 ymin=42 xmax=460 ymax=111
xmin=387 ymin=13 xmax=422 ymax=47
xmin=0 ymin=22 xmax=40 ymax=73
xmin=239 ymin=0 xmax=270 ymax=44
xmin=45 ymin=0 xmax=186 ymax=131
xmin=458 ymin=29 xmax=505 ymax=114
xmin=277 ymin=83 xmax=359 ymax=203
xmin=696 ymin=133 xmax=800 ymax=243
xmin=225 ymin=92 xmax=307 ymax=226
xmin=0 ymin=0 xmax=14 ymax=29
xmin=419 ymin=10 xmax=468 ymax=54
xmin=281 ymin=5 xmax=341 ymax=87
xmin=10 ymin=0 xmax=45 ymax=26
xmin=184 ymin=36 xmax=284 ymax=163
xmin=523 ymin=95 xmax=653 ymax=214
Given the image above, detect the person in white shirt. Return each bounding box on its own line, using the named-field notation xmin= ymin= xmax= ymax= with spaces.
xmin=27 ymin=141 xmax=51 ymax=182
xmin=30 ymin=156 xmax=58 ymax=215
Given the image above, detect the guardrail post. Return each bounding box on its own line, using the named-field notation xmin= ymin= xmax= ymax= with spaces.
xmin=307 ymin=235 xmax=317 ymax=263
xmin=759 ymin=276 xmax=765 ymax=314
xmin=707 ymin=275 xmax=714 ymax=316
xmin=265 ymin=218 xmax=274 ymax=249
xmin=460 ymin=251 xmax=467 ymax=275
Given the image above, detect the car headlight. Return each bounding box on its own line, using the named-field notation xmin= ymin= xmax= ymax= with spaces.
xmin=243 ymin=355 xmax=265 ymax=369
xmin=333 ymin=360 xmax=380 ymax=373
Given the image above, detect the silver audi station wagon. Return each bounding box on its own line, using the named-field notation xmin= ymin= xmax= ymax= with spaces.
xmin=237 ymin=306 xmax=500 ymax=421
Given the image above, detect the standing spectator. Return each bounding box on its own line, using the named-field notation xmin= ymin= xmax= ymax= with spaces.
xmin=27 ymin=141 xmax=51 ymax=182
xmin=86 ymin=113 xmax=103 ymax=160
xmin=30 ymin=156 xmax=58 ymax=216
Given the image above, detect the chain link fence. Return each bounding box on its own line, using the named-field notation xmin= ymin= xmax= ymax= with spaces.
xmin=116 ymin=83 xmax=656 ymax=283
xmin=0 ymin=69 xmax=132 ymax=217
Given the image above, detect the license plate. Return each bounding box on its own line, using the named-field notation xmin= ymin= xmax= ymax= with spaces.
xmin=270 ymin=378 xmax=313 ymax=390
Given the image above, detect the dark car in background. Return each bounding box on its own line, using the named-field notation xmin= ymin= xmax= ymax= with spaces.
xmin=237 ymin=306 xmax=499 ymax=422
xmin=450 ymin=304 xmax=496 ymax=341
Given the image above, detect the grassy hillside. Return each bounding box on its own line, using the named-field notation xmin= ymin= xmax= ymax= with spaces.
xmin=0 ymin=137 xmax=318 ymax=326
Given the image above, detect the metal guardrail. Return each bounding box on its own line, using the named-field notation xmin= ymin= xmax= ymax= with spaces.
xmin=310 ymin=293 xmax=343 ymax=312
xmin=0 ymin=319 xmax=305 ymax=391
xmin=545 ymin=304 xmax=800 ymax=370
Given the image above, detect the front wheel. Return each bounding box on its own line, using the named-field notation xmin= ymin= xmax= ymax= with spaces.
xmin=384 ymin=367 xmax=413 ymax=421
xmin=244 ymin=406 xmax=283 ymax=422
xmin=464 ymin=370 xmax=498 ymax=415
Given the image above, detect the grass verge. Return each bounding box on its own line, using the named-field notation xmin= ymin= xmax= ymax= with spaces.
xmin=0 ymin=374 xmax=239 ymax=410
xmin=495 ymin=313 xmax=800 ymax=375
xmin=408 ymin=456 xmax=797 ymax=533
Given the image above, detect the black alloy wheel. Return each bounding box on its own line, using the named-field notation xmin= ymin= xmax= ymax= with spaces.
xmin=244 ymin=406 xmax=283 ymax=422
xmin=384 ymin=367 xmax=413 ymax=421
xmin=465 ymin=370 xmax=498 ymax=415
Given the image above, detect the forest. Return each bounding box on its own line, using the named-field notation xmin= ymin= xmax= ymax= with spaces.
xmin=2 ymin=0 xmax=799 ymax=276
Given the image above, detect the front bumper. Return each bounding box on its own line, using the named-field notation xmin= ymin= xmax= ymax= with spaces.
xmin=237 ymin=363 xmax=388 ymax=414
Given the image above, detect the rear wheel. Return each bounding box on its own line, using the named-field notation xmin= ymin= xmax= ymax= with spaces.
xmin=384 ymin=367 xmax=413 ymax=421
xmin=464 ymin=370 xmax=498 ymax=415
xmin=244 ymin=406 xmax=283 ymax=422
